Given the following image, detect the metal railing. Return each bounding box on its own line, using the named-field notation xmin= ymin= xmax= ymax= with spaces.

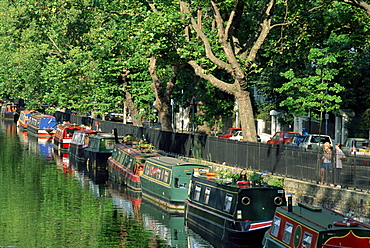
xmin=68 ymin=114 xmax=370 ymax=191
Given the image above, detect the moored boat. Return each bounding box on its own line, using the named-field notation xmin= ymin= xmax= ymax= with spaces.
xmin=141 ymin=156 xmax=211 ymax=210
xmin=16 ymin=110 xmax=35 ymax=129
xmin=53 ymin=122 xmax=87 ymax=152
xmin=27 ymin=112 xmax=57 ymax=140
xmin=0 ymin=103 xmax=19 ymax=120
xmin=185 ymin=174 xmax=286 ymax=248
xmin=85 ymin=132 xmax=122 ymax=184
xmin=262 ymin=201 xmax=370 ymax=248
xmin=69 ymin=129 xmax=102 ymax=163
xmin=107 ymin=142 xmax=160 ymax=191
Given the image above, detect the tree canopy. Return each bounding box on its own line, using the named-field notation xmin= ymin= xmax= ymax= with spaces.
xmin=0 ymin=0 xmax=369 ymax=138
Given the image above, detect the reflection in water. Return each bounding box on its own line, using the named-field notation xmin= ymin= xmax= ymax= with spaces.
xmin=7 ymin=119 xmax=216 ymax=247
xmin=107 ymin=183 xmax=214 ymax=248
xmin=1 ymin=120 xmax=123 ymax=247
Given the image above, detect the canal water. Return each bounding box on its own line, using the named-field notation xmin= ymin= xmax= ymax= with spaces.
xmin=0 ymin=120 xmax=213 ymax=248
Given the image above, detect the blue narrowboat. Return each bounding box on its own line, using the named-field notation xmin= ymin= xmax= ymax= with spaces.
xmin=27 ymin=113 xmax=57 ymax=140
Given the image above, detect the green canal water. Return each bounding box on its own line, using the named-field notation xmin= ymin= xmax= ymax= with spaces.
xmin=0 ymin=120 xmax=212 ymax=248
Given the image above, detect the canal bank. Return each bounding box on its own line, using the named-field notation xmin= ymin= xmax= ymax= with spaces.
xmin=206 ymin=161 xmax=370 ymax=223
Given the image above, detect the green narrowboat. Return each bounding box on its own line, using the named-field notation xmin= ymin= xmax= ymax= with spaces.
xmin=140 ymin=156 xmax=211 ymax=210
xmin=85 ymin=133 xmax=122 ymax=184
xmin=262 ymin=201 xmax=370 ymax=248
xmin=185 ymin=174 xmax=286 ymax=248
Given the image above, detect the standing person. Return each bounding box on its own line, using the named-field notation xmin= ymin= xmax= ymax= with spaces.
xmin=334 ymin=143 xmax=346 ymax=187
xmin=320 ymin=142 xmax=332 ymax=185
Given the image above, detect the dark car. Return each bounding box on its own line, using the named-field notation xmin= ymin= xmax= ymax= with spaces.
xmin=105 ymin=112 xmax=124 ymax=122
xmin=267 ymin=131 xmax=302 ymax=144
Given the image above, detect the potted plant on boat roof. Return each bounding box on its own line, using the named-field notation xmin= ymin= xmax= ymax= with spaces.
xmin=138 ymin=140 xmax=153 ymax=153
xmin=123 ymin=134 xmax=138 ymax=144
xmin=249 ymin=171 xmax=263 ymax=186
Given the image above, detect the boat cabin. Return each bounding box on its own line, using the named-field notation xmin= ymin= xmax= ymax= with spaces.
xmin=140 ymin=156 xmax=211 ymax=210
xmin=27 ymin=113 xmax=57 ymax=139
xmin=17 ymin=110 xmax=35 ymax=129
xmin=86 ymin=133 xmax=119 ymax=154
xmin=262 ymin=202 xmax=370 ymax=248
xmin=143 ymin=157 xmax=210 ymax=189
xmin=107 ymin=143 xmax=160 ymax=190
xmin=185 ymin=175 xmax=286 ymax=247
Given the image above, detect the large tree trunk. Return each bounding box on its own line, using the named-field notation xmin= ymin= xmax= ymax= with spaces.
xmin=180 ymin=0 xmax=275 ymax=142
xmin=148 ymin=57 xmax=175 ymax=131
xmin=121 ymin=70 xmax=143 ymax=127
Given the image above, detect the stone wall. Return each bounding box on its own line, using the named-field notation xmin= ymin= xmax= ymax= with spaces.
xmin=284 ymin=178 xmax=370 ymax=223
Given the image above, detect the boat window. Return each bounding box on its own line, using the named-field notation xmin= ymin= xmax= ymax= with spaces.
xmin=203 ymin=188 xmax=211 ymax=204
xmin=106 ymin=140 xmax=115 ymax=149
xmin=156 ymin=168 xmax=162 ymax=180
xmin=282 ymin=222 xmax=293 ymax=244
xmin=163 ymin=170 xmax=169 ymax=183
xmin=301 ymin=232 xmax=312 ymax=248
xmin=223 ymin=194 xmax=233 ymax=212
xmin=271 ymin=216 xmax=281 ymax=237
xmin=144 ymin=164 xmax=150 ymax=175
xmin=150 ymin=166 xmax=158 ymax=177
xmin=194 ymin=185 xmax=202 ymax=201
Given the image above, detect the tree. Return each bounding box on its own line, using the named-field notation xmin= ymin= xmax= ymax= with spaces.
xmin=177 ymin=0 xmax=285 ymax=141
xmin=276 ymin=34 xmax=346 ymax=123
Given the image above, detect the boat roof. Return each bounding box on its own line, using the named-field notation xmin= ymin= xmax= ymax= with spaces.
xmin=146 ymin=156 xmax=209 ymax=168
xmin=73 ymin=129 xmax=100 ymax=134
xmin=115 ymin=142 xmax=160 ymax=158
xmin=276 ymin=203 xmax=370 ymax=231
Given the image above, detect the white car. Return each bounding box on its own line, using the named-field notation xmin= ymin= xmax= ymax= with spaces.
xmin=299 ymin=134 xmax=334 ymax=150
xmin=229 ymin=131 xmax=261 ymax=142
xmin=229 ymin=131 xmax=243 ymax=141
xmin=343 ymin=138 xmax=370 ymax=156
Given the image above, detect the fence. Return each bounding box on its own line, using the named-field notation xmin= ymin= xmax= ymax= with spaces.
xmin=68 ymin=114 xmax=370 ymax=191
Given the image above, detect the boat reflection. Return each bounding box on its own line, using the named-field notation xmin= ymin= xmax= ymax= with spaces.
xmin=53 ymin=150 xmax=73 ymax=174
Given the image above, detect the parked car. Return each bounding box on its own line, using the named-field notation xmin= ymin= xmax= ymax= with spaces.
xmin=285 ymin=135 xmax=306 ymax=147
xmin=229 ymin=131 xmax=261 ymax=142
xmin=105 ymin=112 xmax=124 ymax=122
xmin=343 ymin=138 xmax=370 ymax=156
xmin=267 ymin=131 xmax=302 ymax=144
xmin=220 ymin=128 xmax=242 ymax=139
xmin=299 ymin=134 xmax=333 ymax=150
xmin=229 ymin=130 xmax=243 ymax=141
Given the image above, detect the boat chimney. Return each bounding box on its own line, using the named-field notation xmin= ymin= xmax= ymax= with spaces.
xmin=287 ymin=193 xmax=293 ymax=212
xmin=113 ymin=128 xmax=119 ymax=143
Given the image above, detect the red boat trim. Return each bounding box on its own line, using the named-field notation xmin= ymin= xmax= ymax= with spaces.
xmin=250 ymin=220 xmax=273 ymax=230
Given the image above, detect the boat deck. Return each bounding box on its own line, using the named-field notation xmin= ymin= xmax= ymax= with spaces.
xmin=277 ymin=203 xmax=370 ymax=231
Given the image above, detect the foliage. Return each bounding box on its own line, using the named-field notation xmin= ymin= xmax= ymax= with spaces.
xmin=215 ymin=168 xmax=242 ymax=180
xmin=268 ymin=177 xmax=285 ymax=188
xmin=276 ymin=33 xmax=346 ymax=120
xmin=248 ymin=171 xmax=263 ymax=184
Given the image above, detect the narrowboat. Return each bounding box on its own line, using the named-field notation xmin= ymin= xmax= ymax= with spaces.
xmin=185 ymin=175 xmax=286 ymax=248
xmin=68 ymin=129 xmax=102 ymax=163
xmin=85 ymin=133 xmax=122 ymax=184
xmin=141 ymin=156 xmax=211 ymax=210
xmin=16 ymin=110 xmax=35 ymax=129
xmin=107 ymin=142 xmax=160 ymax=191
xmin=27 ymin=113 xmax=57 ymax=140
xmin=53 ymin=122 xmax=87 ymax=152
xmin=0 ymin=103 xmax=19 ymax=120
xmin=262 ymin=202 xmax=370 ymax=248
